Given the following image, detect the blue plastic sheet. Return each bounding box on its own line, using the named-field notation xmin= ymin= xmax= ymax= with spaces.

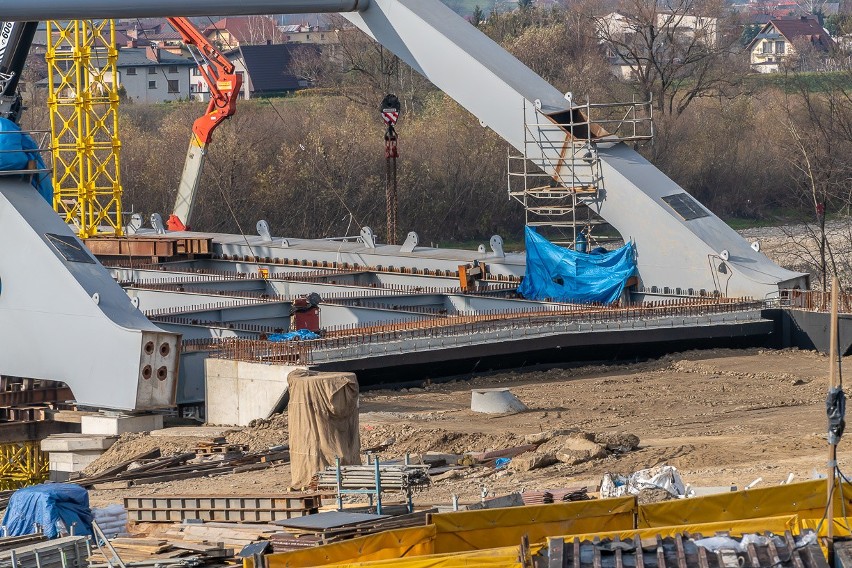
xmin=268 ymin=329 xmax=320 ymax=342
xmin=518 ymin=226 xmax=636 ymax=305
xmin=0 ymin=117 xmax=53 ymax=203
xmin=1 ymin=483 xmax=93 ymax=538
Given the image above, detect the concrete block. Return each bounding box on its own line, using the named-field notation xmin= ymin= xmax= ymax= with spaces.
xmin=81 ymin=413 xmax=163 ymax=436
xmin=49 ymin=471 xmax=71 ymax=483
xmin=49 ymin=450 xmax=103 ymax=471
xmin=205 ymin=359 xmax=300 ymax=426
xmin=41 ymin=434 xmax=116 ymax=452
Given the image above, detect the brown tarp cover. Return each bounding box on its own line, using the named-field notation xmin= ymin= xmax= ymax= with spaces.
xmin=289 ymin=369 xmax=360 ymax=488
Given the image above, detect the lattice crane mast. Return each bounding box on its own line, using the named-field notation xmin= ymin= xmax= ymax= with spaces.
xmin=167 ymin=17 xmax=242 ymax=232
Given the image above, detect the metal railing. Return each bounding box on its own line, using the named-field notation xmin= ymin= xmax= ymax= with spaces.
xmin=204 ymin=297 xmax=762 ymax=365
xmin=772 ymin=289 xmax=852 ymax=313
xmin=0 ymin=129 xmax=52 ymax=177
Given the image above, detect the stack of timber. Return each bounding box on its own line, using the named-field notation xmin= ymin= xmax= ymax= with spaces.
xmin=165 ymin=522 xmax=282 ymax=550
xmin=269 ymin=509 xmax=435 ymax=552
xmin=87 ymin=536 xmax=234 ymax=568
xmin=194 ymin=439 xmax=249 ymax=457
xmin=71 ymin=444 xmax=290 ymax=489
xmin=124 ymin=494 xmax=322 ymax=523
xmin=0 ymin=535 xmax=45 ymax=554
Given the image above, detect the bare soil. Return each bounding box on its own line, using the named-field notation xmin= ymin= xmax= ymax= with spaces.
xmin=89 ymin=348 xmax=851 ymax=509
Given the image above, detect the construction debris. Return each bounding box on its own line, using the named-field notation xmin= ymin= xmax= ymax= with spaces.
xmin=520 ymin=488 xmax=590 ymax=504
xmin=70 ymin=443 xmax=290 ymax=490
xmin=600 ymin=465 xmax=687 ymax=499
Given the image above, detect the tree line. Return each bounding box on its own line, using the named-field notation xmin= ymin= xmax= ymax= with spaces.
xmin=20 ymin=1 xmax=852 ymax=284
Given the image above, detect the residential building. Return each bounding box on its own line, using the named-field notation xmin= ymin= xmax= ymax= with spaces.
xmin=279 ymin=24 xmax=339 ymax=45
xmin=203 ymin=16 xmax=283 ymax=50
xmin=598 ymin=11 xmax=719 ymax=47
xmin=109 ymin=47 xmax=196 ymax=102
xmin=746 ymin=15 xmax=835 ymax=72
xmin=191 ymin=43 xmax=313 ymax=100
xmin=121 ymin=21 xmax=186 ymax=55
xmin=597 ymin=11 xmax=720 ymax=79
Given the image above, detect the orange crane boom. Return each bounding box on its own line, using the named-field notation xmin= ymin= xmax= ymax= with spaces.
xmin=167 ymin=17 xmax=242 ymax=231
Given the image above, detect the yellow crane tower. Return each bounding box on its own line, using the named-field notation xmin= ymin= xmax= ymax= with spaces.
xmin=46 ymin=19 xmax=123 ymax=238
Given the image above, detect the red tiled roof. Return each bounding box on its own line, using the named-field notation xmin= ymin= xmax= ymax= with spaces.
xmin=769 ymin=15 xmax=834 ymax=51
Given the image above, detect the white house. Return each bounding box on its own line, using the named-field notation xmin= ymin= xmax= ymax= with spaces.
xmin=107 ymin=46 xmax=196 ymax=102
xmin=746 ymin=15 xmax=835 ymax=73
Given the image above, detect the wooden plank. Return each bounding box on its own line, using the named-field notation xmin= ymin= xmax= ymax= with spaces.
xmin=785 ymin=532 xmax=806 ymax=568
xmin=634 ymin=534 xmax=644 ymax=568
xmin=73 ymin=448 xmax=161 ymax=486
xmin=573 ymin=537 xmax=581 ymax=568
xmin=745 ymin=543 xmax=761 ymax=568
xmin=119 ymin=453 xmax=196 ymax=475
xmin=675 ymin=534 xmax=687 ymax=568
xmin=614 ymin=536 xmax=623 ymax=568
xmin=656 ymin=535 xmax=666 ymax=568
xmin=697 ymin=541 xmax=710 ymax=568
xmin=111 ymin=539 xmax=168 ymax=547
xmin=766 ymin=538 xmax=783 ymax=568
xmin=549 ymin=537 xmax=564 ymax=568
xmin=593 ymin=537 xmax=602 ymax=568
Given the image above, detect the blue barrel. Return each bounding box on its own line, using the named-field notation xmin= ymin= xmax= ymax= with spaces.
xmin=575 ymin=229 xmax=588 ymax=253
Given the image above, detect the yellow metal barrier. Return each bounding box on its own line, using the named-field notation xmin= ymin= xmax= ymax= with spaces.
xmin=557 ymin=514 xmax=800 ymax=545
xmin=0 ymin=442 xmax=49 ymax=490
xmin=325 ymin=546 xmax=525 ymax=568
xmin=258 ymin=481 xmax=852 ymax=567
xmin=430 ymin=497 xmax=635 ymax=554
xmin=259 ymin=527 xmax=437 ymax=568
xmin=638 ymin=479 xmax=852 ymax=528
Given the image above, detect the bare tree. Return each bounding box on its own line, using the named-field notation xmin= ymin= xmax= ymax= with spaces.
xmin=779 ymin=74 xmax=852 ymax=289
xmin=315 ymin=26 xmax=434 ymax=112
xmin=595 ymin=0 xmax=741 ymax=116
xmin=795 ymin=0 xmax=829 ymax=15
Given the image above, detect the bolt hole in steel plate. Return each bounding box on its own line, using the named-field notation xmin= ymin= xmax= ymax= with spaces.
xmin=159 ymin=343 xmax=170 ymax=357
xmin=142 ymin=365 xmax=152 ymax=380
xmin=144 ymin=341 xmax=155 ymax=355
xmin=156 ymin=367 xmax=168 ymax=381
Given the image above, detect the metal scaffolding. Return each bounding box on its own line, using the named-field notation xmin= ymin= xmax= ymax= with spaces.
xmin=508 ymin=96 xmax=653 ymax=248
xmin=0 ymin=442 xmax=49 ymax=490
xmin=46 ymin=19 xmax=123 ymax=238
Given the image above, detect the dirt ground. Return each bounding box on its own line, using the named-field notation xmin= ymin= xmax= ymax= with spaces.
xmin=88 ymin=347 xmax=851 ymax=509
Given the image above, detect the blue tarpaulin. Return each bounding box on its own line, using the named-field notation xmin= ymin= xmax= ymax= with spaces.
xmin=268 ymin=329 xmax=320 ymax=342
xmin=1 ymin=483 xmax=93 ymax=538
xmin=518 ymin=226 xmax=636 ymax=305
xmin=0 ymin=117 xmax=53 ymax=203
